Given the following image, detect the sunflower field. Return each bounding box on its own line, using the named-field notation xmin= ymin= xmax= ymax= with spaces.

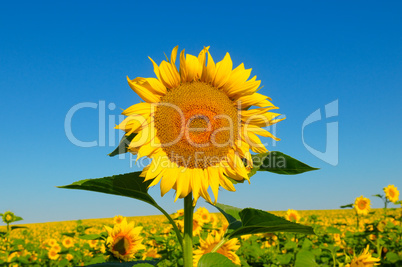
xmin=1 ymin=201 xmax=402 ymax=266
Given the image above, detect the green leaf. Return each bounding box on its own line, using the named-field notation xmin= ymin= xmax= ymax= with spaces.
xmin=78 ymin=234 xmax=105 ymax=240
xmin=326 ymin=226 xmax=341 ymax=234
xmin=10 ymin=226 xmax=27 ymax=231
xmin=210 ymin=203 xmax=242 ymax=231
xmin=84 ymin=261 xmax=158 ymax=266
xmin=58 ymin=171 xmax=184 ymax=249
xmin=211 ymin=203 xmax=315 ymax=239
xmin=197 ymin=253 xmax=237 ymax=267
xmin=61 ymin=232 xmax=75 ymax=237
xmin=108 ymin=132 xmax=137 ymax=157
xmin=295 ymin=250 xmax=319 ymax=267
xmin=340 ymin=204 xmax=353 ymax=209
xmin=386 ymin=252 xmax=399 ymax=263
xmin=250 ymin=151 xmax=318 ymax=176
xmin=372 ymin=194 xmax=383 ymax=199
xmin=58 ymin=172 xmax=157 ymax=206
xmin=13 ymin=216 xmax=23 ymax=222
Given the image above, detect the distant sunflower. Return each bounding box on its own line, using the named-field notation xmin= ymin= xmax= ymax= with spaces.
xmin=117 ymin=46 xmax=284 ymax=204
xmin=48 ymin=249 xmax=59 ymax=260
xmin=2 ymin=211 xmax=14 ymax=224
xmin=193 ymin=232 xmax=240 ymax=266
xmin=192 ymin=213 xmax=204 ymax=236
xmin=354 ymin=196 xmax=371 ymax=215
xmin=62 ymin=237 xmax=74 ymax=249
xmin=195 ymin=207 xmax=212 ymax=224
xmin=285 ymin=209 xmax=301 ymax=222
xmin=142 ymin=247 xmax=162 ymax=260
xmin=346 ymin=245 xmax=380 ymax=267
xmin=114 ymin=215 xmax=125 ymax=225
xmin=104 ymin=218 xmax=145 ymax=261
xmin=383 ymin=185 xmax=399 ymax=203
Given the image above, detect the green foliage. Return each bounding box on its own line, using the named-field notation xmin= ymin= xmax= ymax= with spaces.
xmin=295 ymin=250 xmax=319 ymax=267
xmin=197 ymin=253 xmax=237 ymax=267
xmin=58 ymin=172 xmax=183 ymax=248
xmin=211 ymin=203 xmax=315 ymax=239
xmin=108 ymin=133 xmax=137 ymax=157
xmin=249 ymin=151 xmax=318 ymax=177
xmin=85 ymin=261 xmax=158 ymax=266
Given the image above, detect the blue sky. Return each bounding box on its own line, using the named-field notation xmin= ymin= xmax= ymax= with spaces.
xmin=1 ymin=1 xmax=401 ymax=224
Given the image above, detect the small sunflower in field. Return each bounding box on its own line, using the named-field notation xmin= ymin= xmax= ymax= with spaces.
xmin=88 ymin=239 xmax=98 ymax=248
xmin=66 ymin=253 xmax=74 ymax=261
xmin=104 ymin=218 xmax=145 ymax=261
xmin=2 ymin=211 xmax=15 ymax=224
xmin=285 ymin=209 xmax=301 ymax=222
xmin=346 ymin=245 xmax=380 ymax=267
xmin=52 ymin=244 xmax=61 ymax=253
xmin=193 ymin=232 xmax=240 ymax=266
xmin=142 ymin=247 xmax=162 ymax=260
xmin=47 ymin=248 xmax=59 ymax=260
xmin=195 ymin=207 xmax=211 ymax=224
xmin=113 ymin=215 xmax=125 ymax=225
xmin=117 ymin=46 xmax=284 ymax=204
xmin=384 ymin=184 xmax=399 ymax=203
xmin=192 ymin=214 xmax=204 ymax=236
xmin=354 ymin=196 xmax=371 ymax=215
xmin=62 ymin=237 xmax=74 ymax=248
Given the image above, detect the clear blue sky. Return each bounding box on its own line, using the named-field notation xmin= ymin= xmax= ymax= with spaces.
xmin=1 ymin=1 xmax=401 ymax=224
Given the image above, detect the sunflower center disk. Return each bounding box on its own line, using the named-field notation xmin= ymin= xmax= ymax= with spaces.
xmin=154 ymin=82 xmax=238 ymax=169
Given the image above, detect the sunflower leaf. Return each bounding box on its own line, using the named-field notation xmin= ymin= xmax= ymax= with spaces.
xmin=83 ymin=261 xmax=158 ymax=266
xmin=58 ymin=172 xmax=184 ymax=249
xmin=250 ymin=151 xmax=319 ymax=176
xmin=58 ymin=172 xmax=157 ymax=206
xmin=211 ymin=204 xmax=314 ymax=239
xmin=210 ymin=203 xmax=242 ymax=231
xmin=340 ymin=204 xmax=353 ymax=209
xmin=197 ymin=252 xmax=237 ymax=267
xmin=108 ymin=132 xmax=137 ymax=157
xmin=226 ymin=208 xmax=314 ymax=239
xmin=295 ymin=250 xmax=319 ymax=267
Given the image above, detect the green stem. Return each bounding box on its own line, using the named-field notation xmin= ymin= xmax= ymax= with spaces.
xmin=211 ymin=237 xmax=227 ymax=253
xmin=154 ymin=204 xmax=184 ymax=250
xmin=183 ymin=193 xmax=194 ymax=267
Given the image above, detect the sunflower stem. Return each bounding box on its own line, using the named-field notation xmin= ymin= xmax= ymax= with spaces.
xmin=183 ymin=193 xmax=194 ymax=267
xmin=211 ymin=237 xmax=227 ymax=253
xmin=154 ymin=204 xmax=184 ymax=249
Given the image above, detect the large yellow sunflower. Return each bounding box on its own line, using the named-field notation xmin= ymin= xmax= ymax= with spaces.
xmin=193 ymin=232 xmax=241 ymax=266
xmin=104 ymin=218 xmax=146 ymax=261
xmin=354 ymin=196 xmax=371 ymax=215
xmin=117 ymin=46 xmax=284 ymax=204
xmin=383 ymin=184 xmax=399 ymax=203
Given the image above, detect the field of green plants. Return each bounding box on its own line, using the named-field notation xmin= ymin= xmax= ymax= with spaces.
xmin=1 ymin=205 xmax=401 ymax=266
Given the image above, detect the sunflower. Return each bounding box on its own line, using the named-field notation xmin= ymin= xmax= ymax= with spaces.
xmin=46 ymin=238 xmax=58 ymax=247
xmin=114 ymin=215 xmax=125 ymax=225
xmin=285 ymin=209 xmax=301 ymax=222
xmin=104 ymin=218 xmax=146 ymax=261
xmin=192 ymin=213 xmax=204 ymax=236
xmin=354 ymin=196 xmax=371 ymax=215
xmin=66 ymin=254 xmax=74 ymax=261
xmin=47 ymin=249 xmax=59 ymax=260
xmin=2 ymin=211 xmax=15 ymax=224
xmin=383 ymin=184 xmax=399 ymax=203
xmin=195 ymin=207 xmax=212 ymax=224
xmin=346 ymin=245 xmax=380 ymax=267
xmin=142 ymin=247 xmax=162 ymax=260
xmin=62 ymin=237 xmax=74 ymax=248
xmin=117 ymin=46 xmax=284 ymax=204
xmin=193 ymin=232 xmax=240 ymax=266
